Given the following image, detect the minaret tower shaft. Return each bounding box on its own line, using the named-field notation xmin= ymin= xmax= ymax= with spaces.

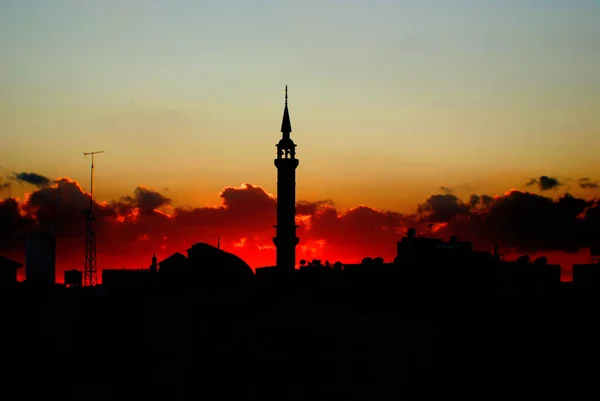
xmin=273 ymin=86 xmax=299 ymax=270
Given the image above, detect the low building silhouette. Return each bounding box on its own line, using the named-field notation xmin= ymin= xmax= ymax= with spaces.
xmin=573 ymin=261 xmax=600 ymax=289
xmin=157 ymin=251 xmax=188 ymax=273
xmin=0 ymin=254 xmax=23 ymax=290
xmin=102 ymin=268 xmax=151 ymax=296
xmin=572 ymin=247 xmax=600 ymax=289
xmin=99 ymin=242 xmax=255 ymax=296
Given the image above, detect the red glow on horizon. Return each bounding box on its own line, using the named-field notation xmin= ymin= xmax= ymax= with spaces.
xmin=3 ymin=175 xmax=599 ymax=286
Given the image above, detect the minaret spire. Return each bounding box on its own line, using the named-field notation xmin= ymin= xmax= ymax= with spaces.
xmin=281 ymin=85 xmax=292 ymax=136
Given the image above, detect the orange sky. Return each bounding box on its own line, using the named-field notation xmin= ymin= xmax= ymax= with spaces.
xmin=1 ymin=2 xmax=599 ymax=215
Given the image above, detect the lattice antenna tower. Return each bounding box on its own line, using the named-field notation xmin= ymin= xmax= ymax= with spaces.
xmin=83 ymin=151 xmax=104 ymax=286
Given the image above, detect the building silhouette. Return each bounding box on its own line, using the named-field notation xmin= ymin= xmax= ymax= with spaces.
xmin=0 ymin=254 xmax=22 ymax=290
xmin=63 ymin=269 xmax=83 ymax=288
xmin=25 ymin=230 xmax=56 ymax=284
xmin=273 ymin=86 xmax=299 ymax=271
xmin=572 ymin=246 xmax=600 ymax=289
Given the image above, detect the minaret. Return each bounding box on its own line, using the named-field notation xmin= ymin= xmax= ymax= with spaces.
xmin=273 ymin=86 xmax=299 ymax=270
xmin=150 ymin=254 xmax=158 ymax=274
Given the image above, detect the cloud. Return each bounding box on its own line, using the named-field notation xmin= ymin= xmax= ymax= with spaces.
xmin=417 ymin=194 xmax=471 ymax=222
xmin=12 ymin=172 xmax=52 ymax=188
xmin=118 ymin=186 xmax=171 ymax=215
xmin=2 ymin=174 xmax=600 ymax=281
xmin=578 ymin=178 xmax=599 ymax=190
xmin=305 ymin=204 xmax=412 ymax=262
xmin=526 ymin=176 xmax=562 ymax=191
xmin=0 ymin=198 xmax=35 ymax=250
xmin=481 ymin=194 xmax=494 ymax=206
xmin=296 ymin=199 xmax=334 ymax=215
xmin=468 ymin=194 xmax=480 ymax=207
xmin=438 ymin=191 xmax=599 ymax=254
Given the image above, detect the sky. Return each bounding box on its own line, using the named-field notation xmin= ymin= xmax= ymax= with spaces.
xmin=1 ymin=1 xmax=599 ymax=279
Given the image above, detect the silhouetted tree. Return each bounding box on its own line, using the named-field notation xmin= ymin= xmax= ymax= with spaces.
xmin=300 ymin=259 xmax=306 ymax=266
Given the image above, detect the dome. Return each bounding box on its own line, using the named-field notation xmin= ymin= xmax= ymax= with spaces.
xmin=186 ymin=242 xmax=254 ymax=283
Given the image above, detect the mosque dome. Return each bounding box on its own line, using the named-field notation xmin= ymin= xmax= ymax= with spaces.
xmin=186 ymin=242 xmax=254 ymax=285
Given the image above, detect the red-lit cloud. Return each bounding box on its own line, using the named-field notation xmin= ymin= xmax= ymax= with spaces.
xmin=2 ymin=173 xmax=600 ymax=282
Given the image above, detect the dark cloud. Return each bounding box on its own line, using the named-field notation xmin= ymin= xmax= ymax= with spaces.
xmin=173 ymin=184 xmax=277 ymax=234
xmin=525 ymin=178 xmax=537 ymax=187
xmin=481 ymin=194 xmax=494 ymax=207
xmin=540 ymin=176 xmax=562 ymax=190
xmin=439 ymin=186 xmax=453 ymax=194
xmin=578 ymin=178 xmax=599 ymax=190
xmin=119 ymin=186 xmax=171 ymax=215
xmin=439 ymin=191 xmax=599 ymax=254
xmin=417 ymin=194 xmax=470 ymax=223
xmin=469 ymin=194 xmax=480 ymax=207
xmin=12 ymin=172 xmax=52 ymax=188
xmin=526 ymin=176 xmax=562 ymax=191
xmin=22 ymin=178 xmax=111 ymax=238
xmin=0 ymin=198 xmax=35 ymax=250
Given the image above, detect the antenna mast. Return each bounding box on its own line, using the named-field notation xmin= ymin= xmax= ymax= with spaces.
xmin=83 ymin=151 xmax=104 ymax=286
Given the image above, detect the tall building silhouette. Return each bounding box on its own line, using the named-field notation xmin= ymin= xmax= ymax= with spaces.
xmin=273 ymin=86 xmax=299 ymax=270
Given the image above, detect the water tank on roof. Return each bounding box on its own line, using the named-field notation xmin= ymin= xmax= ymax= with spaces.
xmin=64 ymin=269 xmax=83 ymax=287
